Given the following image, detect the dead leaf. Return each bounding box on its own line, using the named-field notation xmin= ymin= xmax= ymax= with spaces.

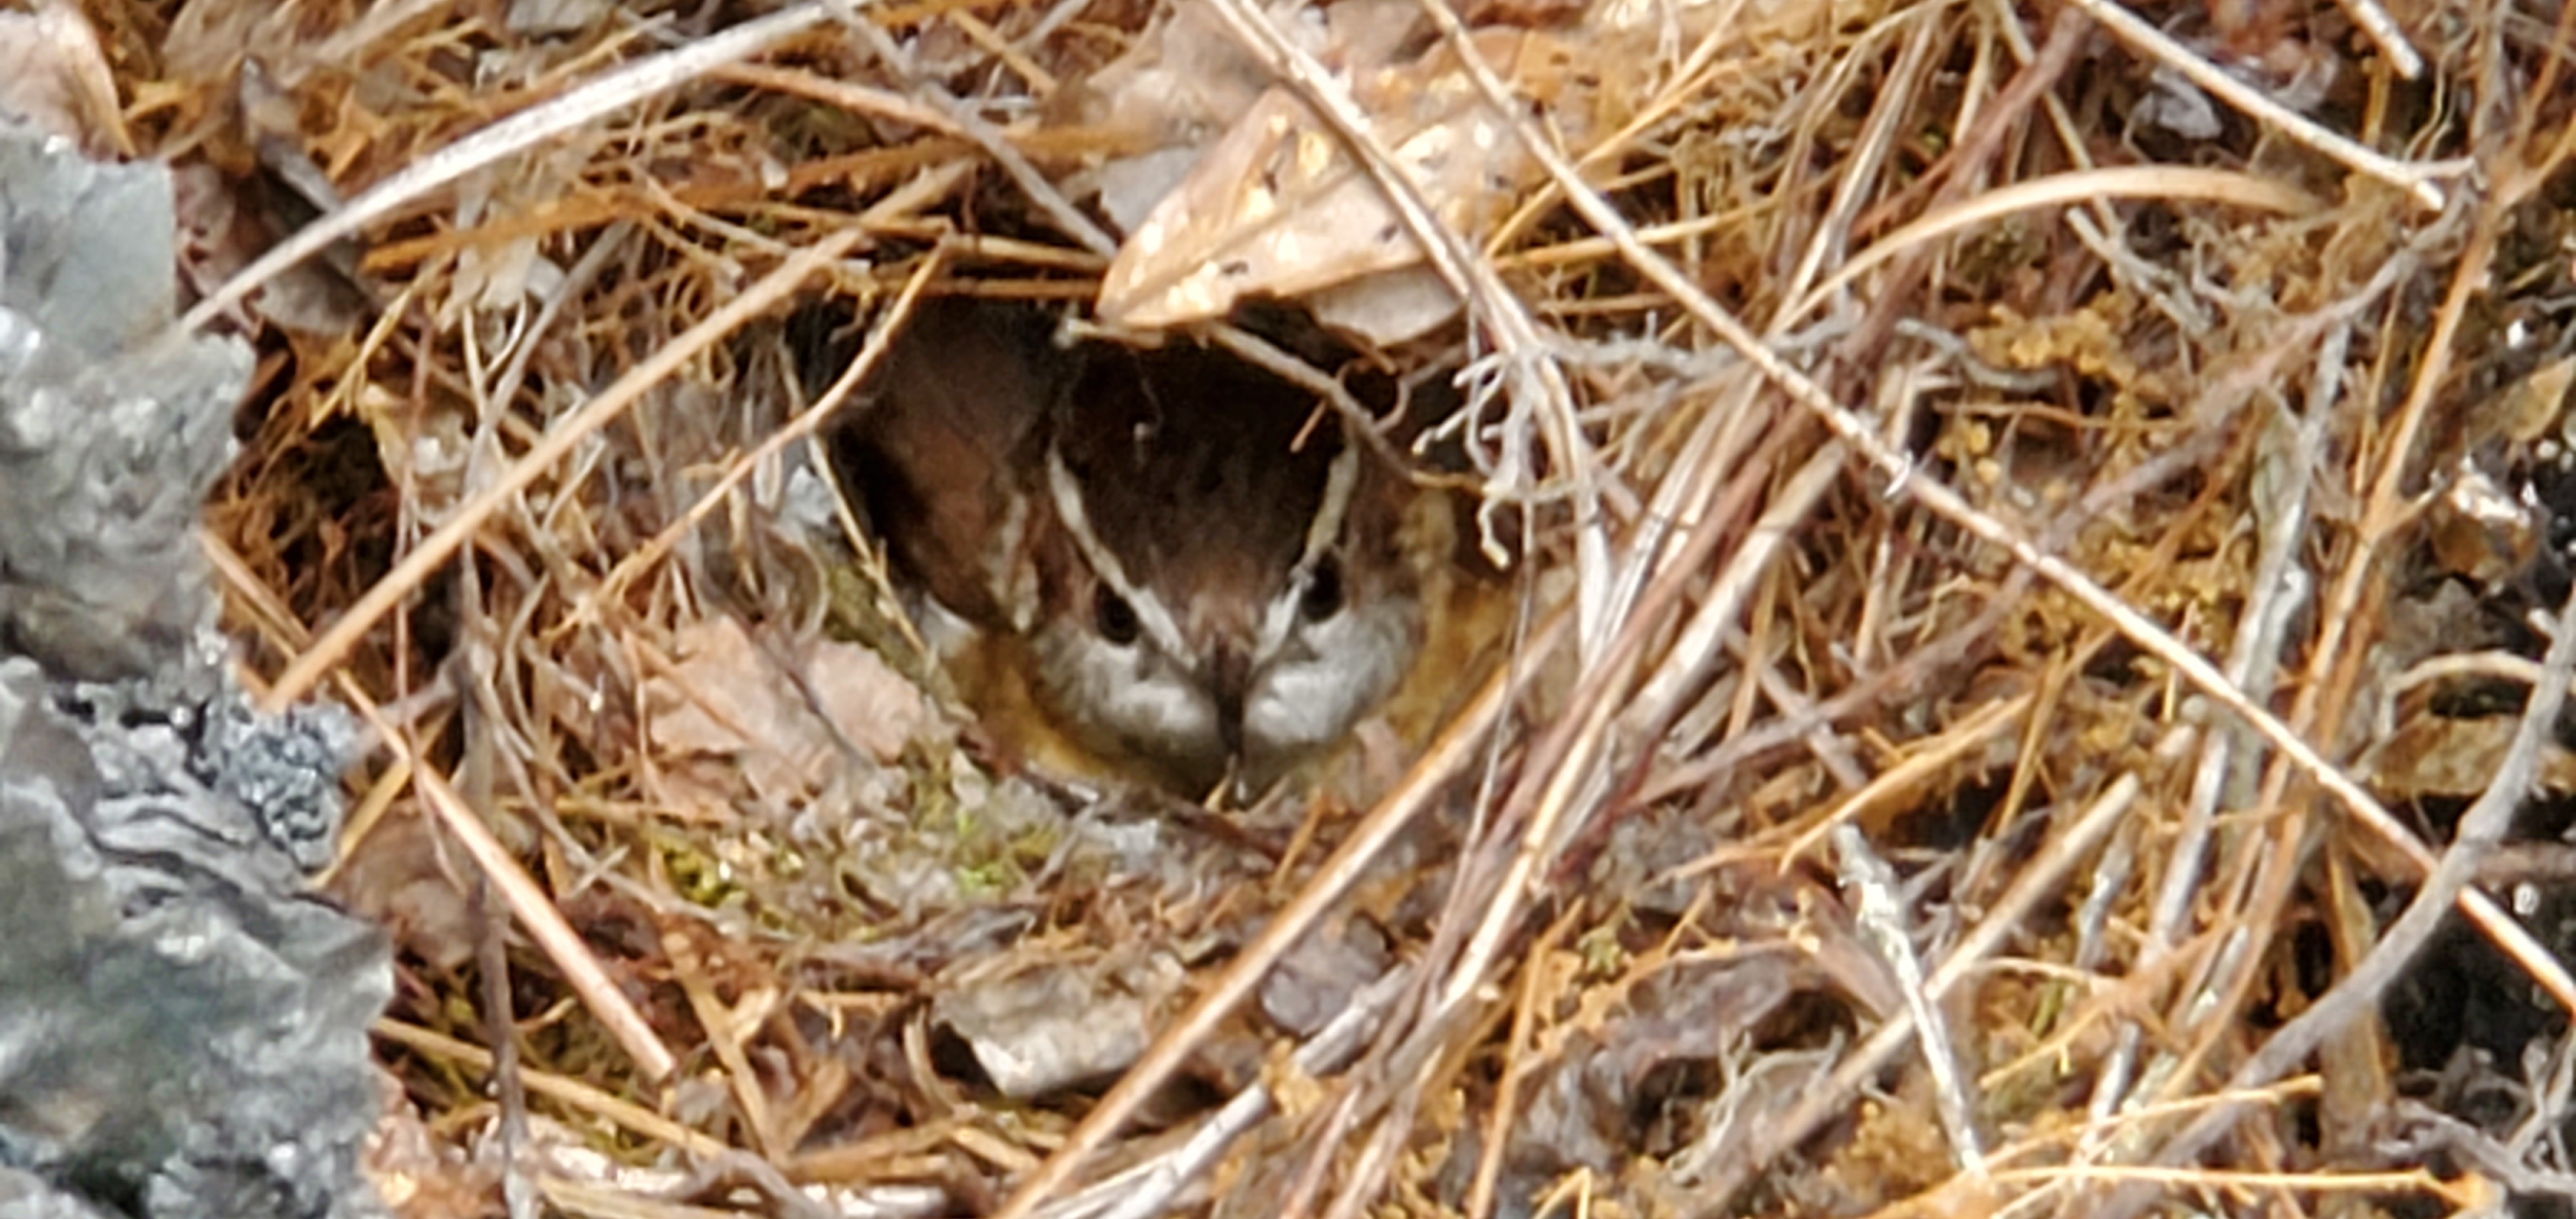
xmin=933 ymin=956 xmax=1186 ymax=1098
xmin=647 ymin=618 xmax=928 ymax=804
xmin=2366 ymin=714 xmax=2576 ymax=801
xmin=805 ymin=634 xmax=935 ymax=762
xmin=1060 ymin=0 xmax=1289 ymax=144
xmin=164 ymin=0 xmax=280 ymax=85
xmin=1096 ymin=28 xmax=1598 ymax=333
xmin=1307 ymin=264 xmax=1468 ymax=346
xmin=1066 ymin=0 xmax=1441 ymax=249
xmin=329 ymin=811 xmax=478 ymax=973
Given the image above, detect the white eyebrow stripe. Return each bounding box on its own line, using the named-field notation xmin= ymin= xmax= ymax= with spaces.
xmin=1046 ymin=443 xmax=1190 ymax=657
xmin=1302 ymin=433 xmax=1360 ymax=569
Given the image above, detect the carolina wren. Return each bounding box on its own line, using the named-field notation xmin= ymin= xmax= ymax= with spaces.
xmin=836 ymin=300 xmax=1425 ymax=797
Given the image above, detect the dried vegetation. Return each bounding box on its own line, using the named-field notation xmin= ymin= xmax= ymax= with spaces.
xmin=29 ymin=0 xmax=2576 ymax=1213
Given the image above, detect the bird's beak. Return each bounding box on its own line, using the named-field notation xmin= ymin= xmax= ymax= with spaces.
xmin=1207 ymin=643 xmax=1250 ymax=758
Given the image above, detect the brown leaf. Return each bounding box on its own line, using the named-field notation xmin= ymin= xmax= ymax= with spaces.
xmin=2367 ymin=714 xmax=2576 ymax=801
xmin=932 ymin=957 xmax=1186 ymax=1098
xmin=647 ymin=618 xmax=928 ymax=804
xmin=1098 ymin=29 xmax=1595 ymax=331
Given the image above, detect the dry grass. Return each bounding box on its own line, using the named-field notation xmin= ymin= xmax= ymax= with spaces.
xmin=79 ymin=0 xmax=2576 ymax=1213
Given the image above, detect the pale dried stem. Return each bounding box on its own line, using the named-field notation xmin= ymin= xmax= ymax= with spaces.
xmin=1195 ymin=0 xmax=1613 ymax=656
xmin=1631 ymin=444 xmax=1848 ymax=776
xmin=1699 ymin=774 xmax=2141 ymax=1202
xmin=827 ymin=3 xmax=1117 ymax=257
xmin=2057 ymin=0 xmax=2464 ymax=208
xmin=983 ymin=610 xmax=1573 ymax=1219
xmin=180 ymin=3 xmax=834 ymax=332
xmin=1835 ymin=822 xmax=1988 ymax=1173
xmin=345 ymin=683 xmax=679 ymax=1080
xmin=373 ymin=1020 xmax=721 ymax=1156
xmin=1460 ymin=911 xmax=1580 ymax=1219
xmin=1390 ymin=8 xmax=2576 ymax=1206
xmin=2332 ymin=0 xmax=2424 ymax=78
xmin=2087 ymin=578 xmax=2576 ymax=1216
xmin=260 ymin=227 xmax=866 ymax=711
xmin=1607 ymin=375 xmax=1772 ymax=712
xmin=585 ymin=254 xmax=945 ymax=620
xmin=2086 ymin=272 xmax=2370 ymax=1146
xmin=1327 ymin=407 xmax=1827 ymax=1215
xmin=1788 ymin=167 xmax=2317 ymax=325
xmin=1773 ymin=10 xmax=1936 ymax=320
xmin=1417 ymin=0 xmax=2576 ymax=1033
xmin=1061 ymin=967 xmax=1416 ymax=1219
xmin=1481 ymin=0 xmax=1759 ymax=252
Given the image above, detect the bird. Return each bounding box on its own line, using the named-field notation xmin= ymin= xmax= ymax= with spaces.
xmin=833 ymin=298 xmax=1430 ymax=799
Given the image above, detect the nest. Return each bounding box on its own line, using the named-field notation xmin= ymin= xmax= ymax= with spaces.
xmin=41 ymin=0 xmax=2576 ymax=1213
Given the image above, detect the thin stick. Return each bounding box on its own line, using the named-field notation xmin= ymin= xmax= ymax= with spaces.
xmin=2057 ymin=0 xmax=2460 ymax=208
xmin=2331 ymin=0 xmax=2423 ymax=79
xmin=351 ymin=689 xmax=679 ymax=1080
xmin=826 ymin=2 xmax=1117 ymax=258
xmin=257 ymin=228 xmax=865 ymax=712
xmin=374 ymin=1020 xmax=718 ymax=1155
xmin=1784 ymin=165 xmax=2316 ymax=324
xmin=1711 ymin=776 xmax=2140 ymax=1200
xmin=1406 ymin=0 xmax=2576 ymax=1016
xmin=581 ymin=251 xmax=944 ymax=620
xmin=177 ymin=3 xmax=832 ymax=334
xmin=2122 ymin=574 xmax=2576 ymax=1208
xmin=1836 ymin=822 xmax=1987 ymax=1172
xmin=985 ymin=610 xmax=1572 ymax=1219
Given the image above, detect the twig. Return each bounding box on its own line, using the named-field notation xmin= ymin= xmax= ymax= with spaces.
xmin=1055 ymin=965 xmax=1416 ymax=1219
xmin=178 ymin=2 xmax=832 ymax=333
xmin=1400 ymin=0 xmax=2576 ymax=1022
xmin=1460 ymin=910 xmax=1578 ymax=1219
xmin=2331 ymin=0 xmax=2425 ymax=79
xmin=2116 ymin=560 xmax=2576 ymax=1212
xmin=258 ymin=227 xmax=866 ymax=711
xmin=2055 ymin=0 xmax=2463 ymax=208
xmin=1773 ymin=12 xmax=1940 ymax=318
xmin=2087 ymin=307 xmax=2348 ymax=1148
xmin=826 ymin=3 xmax=1119 ymax=259
xmin=1340 ymin=410 xmax=1818 ymax=1217
xmin=982 ymin=610 xmax=1574 ymax=1219
xmin=1834 ymin=823 xmax=1987 ymax=1173
xmin=1699 ymin=775 xmax=2140 ymax=1203
xmin=1785 ymin=166 xmax=2318 ymax=325
xmin=348 ymin=689 xmax=679 ymax=1080
xmin=374 ymin=1020 xmax=719 ymax=1155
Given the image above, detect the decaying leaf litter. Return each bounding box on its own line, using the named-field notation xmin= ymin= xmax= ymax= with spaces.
xmin=61 ymin=0 xmax=2576 ymax=1212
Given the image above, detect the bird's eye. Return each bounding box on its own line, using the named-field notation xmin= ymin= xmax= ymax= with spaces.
xmin=1298 ymin=556 xmax=1344 ymax=623
xmin=1094 ymin=585 xmax=1142 ymax=645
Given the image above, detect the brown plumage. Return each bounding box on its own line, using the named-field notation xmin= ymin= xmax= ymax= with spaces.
xmin=832 ymin=299 xmax=1063 ymax=635
xmin=836 ymin=299 xmax=1425 ymax=795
